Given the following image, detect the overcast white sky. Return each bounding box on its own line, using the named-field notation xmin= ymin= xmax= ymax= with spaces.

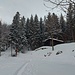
xmin=0 ymin=0 xmax=65 ymax=24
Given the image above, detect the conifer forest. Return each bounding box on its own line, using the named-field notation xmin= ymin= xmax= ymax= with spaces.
xmin=0 ymin=3 xmax=75 ymax=56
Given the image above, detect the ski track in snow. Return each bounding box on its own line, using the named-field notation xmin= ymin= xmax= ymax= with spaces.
xmin=14 ymin=61 xmax=30 ymax=75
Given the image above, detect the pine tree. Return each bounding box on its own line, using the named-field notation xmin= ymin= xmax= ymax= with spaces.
xmin=45 ymin=12 xmax=52 ymax=36
xmin=60 ymin=14 xmax=66 ymax=33
xmin=51 ymin=13 xmax=60 ymax=34
xmin=19 ymin=16 xmax=28 ymax=53
xmin=9 ymin=12 xmax=20 ymax=56
xmin=66 ymin=3 xmax=73 ymax=41
xmin=46 ymin=12 xmax=55 ymax=50
xmin=33 ymin=14 xmax=41 ymax=49
xmin=29 ymin=14 xmax=39 ymax=50
xmin=25 ymin=18 xmax=30 ymax=39
xmin=1 ymin=24 xmax=10 ymax=50
xmin=45 ymin=13 xmax=60 ymax=50
xmin=0 ymin=21 xmax=1 ymax=39
xmin=72 ymin=4 xmax=75 ymax=41
xmin=43 ymin=16 xmax=49 ymax=39
xmin=46 ymin=13 xmax=60 ymax=36
xmin=25 ymin=18 xmax=31 ymax=50
xmin=39 ymin=17 xmax=44 ymax=45
xmin=0 ymin=21 xmax=2 ymax=56
xmin=28 ymin=15 xmax=34 ymax=50
xmin=59 ymin=14 xmax=67 ymax=41
xmin=28 ymin=14 xmax=41 ymax=50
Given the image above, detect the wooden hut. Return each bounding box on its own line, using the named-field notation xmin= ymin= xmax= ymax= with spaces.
xmin=43 ymin=38 xmax=64 ymax=46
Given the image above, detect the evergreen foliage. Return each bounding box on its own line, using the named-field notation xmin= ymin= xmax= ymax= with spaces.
xmin=60 ymin=14 xmax=66 ymax=33
xmin=9 ymin=12 xmax=28 ymax=54
xmin=1 ymin=3 xmax=75 ymax=51
xmin=39 ymin=17 xmax=45 ymax=42
xmin=0 ymin=21 xmax=2 ymax=56
xmin=66 ymin=3 xmax=75 ymax=41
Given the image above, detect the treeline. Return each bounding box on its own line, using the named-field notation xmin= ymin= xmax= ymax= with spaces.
xmin=0 ymin=3 xmax=75 ymax=53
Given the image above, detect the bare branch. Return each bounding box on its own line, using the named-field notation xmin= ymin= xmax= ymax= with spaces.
xmin=43 ymin=3 xmax=52 ymax=8
xmin=60 ymin=6 xmax=67 ymax=13
xmin=44 ymin=0 xmax=58 ymax=5
xmin=44 ymin=0 xmax=75 ymax=12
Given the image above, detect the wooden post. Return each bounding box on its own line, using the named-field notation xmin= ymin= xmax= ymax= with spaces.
xmin=0 ymin=46 xmax=1 ymax=56
xmin=0 ymin=41 xmax=1 ymax=56
xmin=11 ymin=44 xmax=12 ymax=56
xmin=72 ymin=26 xmax=74 ymax=42
xmin=51 ymin=33 xmax=54 ymax=51
xmin=15 ymin=48 xmax=18 ymax=56
xmin=0 ymin=21 xmax=1 ymax=56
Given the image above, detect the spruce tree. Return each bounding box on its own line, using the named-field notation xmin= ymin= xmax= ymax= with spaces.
xmin=19 ymin=16 xmax=28 ymax=53
xmin=28 ymin=14 xmax=41 ymax=50
xmin=43 ymin=16 xmax=49 ymax=39
xmin=45 ymin=12 xmax=52 ymax=36
xmin=33 ymin=14 xmax=41 ymax=49
xmin=60 ymin=14 xmax=66 ymax=33
xmin=39 ymin=17 xmax=44 ymax=45
xmin=59 ymin=14 xmax=67 ymax=41
xmin=66 ymin=3 xmax=73 ymax=41
xmin=0 ymin=21 xmax=2 ymax=56
xmin=25 ymin=18 xmax=30 ymax=39
xmin=72 ymin=4 xmax=75 ymax=41
xmin=28 ymin=15 xmax=34 ymax=50
xmin=46 ymin=13 xmax=60 ymax=50
xmin=9 ymin=12 xmax=20 ymax=56
xmin=51 ymin=13 xmax=60 ymax=34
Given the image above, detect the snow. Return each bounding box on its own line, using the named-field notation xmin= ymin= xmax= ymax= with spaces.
xmin=43 ymin=38 xmax=64 ymax=42
xmin=0 ymin=42 xmax=75 ymax=75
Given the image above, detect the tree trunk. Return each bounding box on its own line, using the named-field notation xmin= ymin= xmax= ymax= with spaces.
xmin=51 ymin=33 xmax=54 ymax=51
xmin=11 ymin=44 xmax=12 ymax=56
xmin=0 ymin=47 xmax=1 ymax=56
xmin=15 ymin=48 xmax=18 ymax=56
xmin=72 ymin=28 xmax=74 ymax=42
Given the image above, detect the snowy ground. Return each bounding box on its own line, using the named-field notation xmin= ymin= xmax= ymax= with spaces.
xmin=0 ymin=43 xmax=75 ymax=75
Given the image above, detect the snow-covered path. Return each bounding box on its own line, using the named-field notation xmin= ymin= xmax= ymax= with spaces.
xmin=0 ymin=48 xmax=32 ymax=75
xmin=15 ymin=62 xmax=29 ymax=75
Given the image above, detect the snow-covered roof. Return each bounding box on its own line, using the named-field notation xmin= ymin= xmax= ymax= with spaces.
xmin=43 ymin=38 xmax=64 ymax=42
